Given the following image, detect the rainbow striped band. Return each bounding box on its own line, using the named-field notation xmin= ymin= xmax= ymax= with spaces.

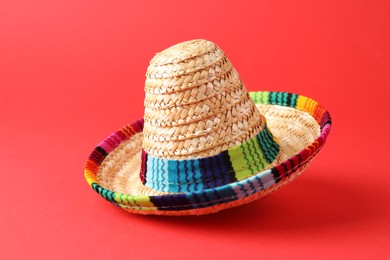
xmin=140 ymin=124 xmax=280 ymax=193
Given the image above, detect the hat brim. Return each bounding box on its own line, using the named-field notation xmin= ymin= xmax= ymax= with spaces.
xmin=84 ymin=91 xmax=331 ymax=216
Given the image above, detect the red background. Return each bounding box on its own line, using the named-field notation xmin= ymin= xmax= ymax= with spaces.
xmin=1 ymin=0 xmax=389 ymax=259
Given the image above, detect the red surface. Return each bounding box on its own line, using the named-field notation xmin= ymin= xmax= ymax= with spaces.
xmin=1 ymin=0 xmax=389 ymax=259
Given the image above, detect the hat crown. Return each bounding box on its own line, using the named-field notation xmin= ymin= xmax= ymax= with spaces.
xmin=140 ymin=40 xmax=280 ymax=193
xmin=142 ymin=39 xmax=265 ymax=159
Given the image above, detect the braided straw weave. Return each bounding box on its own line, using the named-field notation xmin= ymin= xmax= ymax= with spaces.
xmin=143 ymin=39 xmax=264 ymax=159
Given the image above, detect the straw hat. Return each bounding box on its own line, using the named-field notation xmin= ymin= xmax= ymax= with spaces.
xmin=84 ymin=39 xmax=332 ymax=216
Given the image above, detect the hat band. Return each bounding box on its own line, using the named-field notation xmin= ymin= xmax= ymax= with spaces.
xmin=139 ymin=124 xmax=280 ymax=193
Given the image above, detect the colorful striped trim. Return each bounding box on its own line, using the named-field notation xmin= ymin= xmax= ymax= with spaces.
xmin=140 ymin=124 xmax=280 ymax=193
xmin=84 ymin=91 xmax=331 ymax=211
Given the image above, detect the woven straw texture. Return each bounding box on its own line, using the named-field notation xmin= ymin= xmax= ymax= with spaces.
xmin=143 ymin=39 xmax=264 ymax=159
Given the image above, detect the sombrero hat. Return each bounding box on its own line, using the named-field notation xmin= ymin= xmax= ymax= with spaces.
xmin=84 ymin=39 xmax=332 ymax=216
